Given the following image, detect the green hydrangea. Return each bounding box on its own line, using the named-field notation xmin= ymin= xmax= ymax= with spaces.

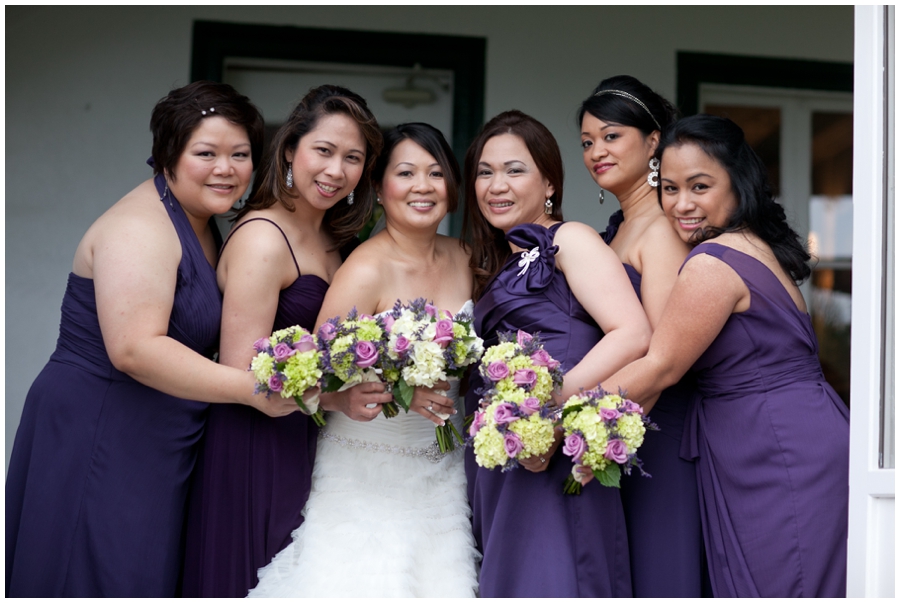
xmin=281 ymin=351 xmax=323 ymax=398
xmin=509 ymin=413 xmax=555 ymax=458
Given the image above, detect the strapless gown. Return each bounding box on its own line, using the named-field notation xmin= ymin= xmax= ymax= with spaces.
xmin=182 ymin=218 xmax=332 ymax=597
xmin=249 ymin=301 xmax=480 ymax=598
xmin=602 ymin=209 xmax=709 ymax=597
xmin=682 ymin=243 xmax=849 ymax=597
xmin=465 ymin=223 xmax=631 ymax=597
xmin=6 ymin=173 xmax=221 ymax=597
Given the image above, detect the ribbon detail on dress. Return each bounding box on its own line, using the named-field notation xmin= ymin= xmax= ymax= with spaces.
xmin=496 ymin=223 xmax=560 ymax=294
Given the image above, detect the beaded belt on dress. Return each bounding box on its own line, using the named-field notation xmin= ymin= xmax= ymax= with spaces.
xmin=319 ymin=431 xmax=459 ymax=464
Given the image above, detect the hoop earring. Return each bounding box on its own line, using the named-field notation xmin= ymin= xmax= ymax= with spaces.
xmin=647 ymin=158 xmax=660 ymax=188
xmin=599 ymin=189 xmax=605 ymax=205
xmin=347 ymin=190 xmax=355 ymax=205
xmin=286 ymin=166 xmax=294 ymax=188
xmin=544 ymin=198 xmax=553 ymax=215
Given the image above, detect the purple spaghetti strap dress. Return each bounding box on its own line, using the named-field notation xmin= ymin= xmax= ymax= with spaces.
xmin=6 ymin=173 xmax=221 ymax=597
xmin=681 ymin=243 xmax=849 ymax=597
xmin=602 ymin=210 xmax=709 ymax=597
xmin=181 ymin=217 xmax=330 ymax=598
xmin=465 ymin=222 xmax=632 ymax=598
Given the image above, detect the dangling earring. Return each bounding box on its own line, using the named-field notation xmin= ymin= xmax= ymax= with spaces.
xmin=347 ymin=190 xmax=355 ymax=205
xmin=647 ymin=158 xmax=660 ymax=188
xmin=544 ymin=197 xmax=553 ymax=215
xmin=599 ymin=189 xmax=605 ymax=205
xmin=286 ymin=166 xmax=294 ymax=188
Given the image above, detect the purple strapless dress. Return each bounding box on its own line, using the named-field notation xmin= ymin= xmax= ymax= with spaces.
xmin=6 ymin=173 xmax=221 ymax=597
xmin=681 ymin=243 xmax=849 ymax=597
xmin=602 ymin=210 xmax=709 ymax=597
xmin=181 ymin=217 xmax=331 ymax=598
xmin=465 ymin=222 xmax=631 ymax=597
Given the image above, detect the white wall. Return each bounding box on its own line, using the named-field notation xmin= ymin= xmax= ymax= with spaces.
xmin=5 ymin=6 xmax=854 ymax=465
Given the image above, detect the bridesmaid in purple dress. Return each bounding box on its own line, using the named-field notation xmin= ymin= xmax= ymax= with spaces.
xmin=181 ymin=86 xmax=390 ymax=598
xmin=462 ymin=110 xmax=651 ymax=597
xmin=577 ymin=75 xmax=709 ymax=596
xmin=601 ymin=115 xmax=849 ymax=597
xmin=4 ymin=82 xmax=296 ymax=597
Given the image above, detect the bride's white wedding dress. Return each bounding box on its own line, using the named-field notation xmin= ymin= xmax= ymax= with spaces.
xmin=248 ymin=302 xmax=480 ymax=598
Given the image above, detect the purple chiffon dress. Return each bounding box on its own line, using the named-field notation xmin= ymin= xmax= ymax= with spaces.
xmin=681 ymin=243 xmax=849 ymax=597
xmin=602 ymin=210 xmax=709 ymax=597
xmin=6 ymin=173 xmax=220 ymax=597
xmin=181 ymin=217 xmax=330 ymax=598
xmin=465 ymin=222 xmax=632 ymax=597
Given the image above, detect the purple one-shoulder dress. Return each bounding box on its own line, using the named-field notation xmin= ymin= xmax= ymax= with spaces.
xmin=181 ymin=217 xmax=331 ymax=598
xmin=465 ymin=222 xmax=632 ymax=597
xmin=682 ymin=243 xmax=849 ymax=597
xmin=6 ymin=173 xmax=220 ymax=597
xmin=602 ymin=210 xmax=709 ymax=597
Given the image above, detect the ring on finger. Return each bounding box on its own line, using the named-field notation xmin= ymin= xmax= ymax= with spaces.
xmin=427 ymin=405 xmax=433 ymax=412
xmin=540 ymin=457 xmax=546 ymax=464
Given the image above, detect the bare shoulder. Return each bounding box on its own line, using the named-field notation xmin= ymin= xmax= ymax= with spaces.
xmin=221 ymin=213 xmax=295 ymax=260
xmin=554 ymin=220 xmax=613 ymax=255
xmin=332 ymin=234 xmax=389 ymax=286
xmin=637 ymin=215 xmax=690 ymax=262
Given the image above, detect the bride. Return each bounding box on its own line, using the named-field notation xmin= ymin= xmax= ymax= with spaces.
xmin=249 ymin=123 xmax=480 ymax=597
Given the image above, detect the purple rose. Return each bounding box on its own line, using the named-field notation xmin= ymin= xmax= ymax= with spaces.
xmin=318 ymin=322 xmax=337 ymax=341
xmin=562 ymin=433 xmax=587 ymax=462
xmin=359 ymin=313 xmax=375 ymax=321
xmin=604 ymin=439 xmax=629 ymax=464
xmin=433 ymin=319 xmax=454 ymax=348
xmin=530 ymin=349 xmax=560 ymax=370
xmin=512 ymin=369 xmax=537 ymax=389
xmin=520 ymin=397 xmax=541 ymax=415
xmin=469 ymin=411 xmax=485 ymax=437
xmin=425 ymin=303 xmax=438 ymax=318
xmin=486 ymin=361 xmax=509 ymax=382
xmin=293 ymin=334 xmax=316 ymax=353
xmin=354 ymin=340 xmax=379 ymax=368
xmin=493 ymin=402 xmax=519 ymax=425
xmin=253 ymin=337 xmax=270 ymax=353
xmin=441 ymin=309 xmax=454 ymax=320
xmin=267 ymin=373 xmax=284 ymax=393
xmin=273 ymin=342 xmax=296 ymax=362
xmin=393 ymin=335 xmax=410 ymax=355
xmin=516 ymin=330 xmax=533 ymax=347
xmin=623 ymin=400 xmax=643 ymax=414
xmin=503 ymin=432 xmax=524 ymax=458
xmin=599 ymin=407 xmax=621 ymax=421
xmin=381 ymin=314 xmax=395 ymax=333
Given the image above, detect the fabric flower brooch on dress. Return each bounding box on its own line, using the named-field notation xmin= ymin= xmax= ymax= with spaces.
xmin=382 ymin=298 xmax=484 ymax=452
xmin=559 ymin=388 xmax=657 ymax=494
xmin=468 ymin=330 xmax=564 ymax=471
xmin=250 ymin=326 xmax=326 ymax=426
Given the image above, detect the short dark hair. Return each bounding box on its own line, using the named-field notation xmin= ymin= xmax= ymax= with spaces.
xmin=657 ymin=114 xmax=811 ymax=283
xmin=372 ymin=123 xmax=461 ymax=213
xmin=150 ymin=80 xmax=264 ymax=179
xmin=239 ymin=85 xmax=383 ymax=250
xmin=577 ymin=75 xmax=677 ymax=136
xmin=462 ymin=110 xmax=564 ymax=299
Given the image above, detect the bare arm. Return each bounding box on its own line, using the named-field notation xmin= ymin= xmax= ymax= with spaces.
xmin=637 ymin=218 xmax=691 ymax=330
xmin=600 ymin=251 xmax=748 ymax=412
xmin=553 ymin=222 xmax=652 ymax=400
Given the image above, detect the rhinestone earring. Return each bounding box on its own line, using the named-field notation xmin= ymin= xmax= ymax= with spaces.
xmin=286 ymin=166 xmax=294 ymax=188
xmin=647 ymin=158 xmax=660 ymax=188
xmin=544 ymin=198 xmax=553 ymax=214
xmin=599 ymin=189 xmax=605 ymax=204
xmin=347 ymin=190 xmax=355 ymax=205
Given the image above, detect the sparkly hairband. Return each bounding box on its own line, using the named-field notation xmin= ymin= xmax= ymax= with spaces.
xmin=592 ymin=90 xmax=661 ymax=130
xmin=201 ymin=107 xmax=215 ymax=116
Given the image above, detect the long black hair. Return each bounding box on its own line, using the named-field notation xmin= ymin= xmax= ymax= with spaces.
xmin=657 ymin=114 xmax=811 ymax=283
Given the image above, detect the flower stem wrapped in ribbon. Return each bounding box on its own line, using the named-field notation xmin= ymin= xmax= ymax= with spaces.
xmin=318 ymin=308 xmax=398 ymax=418
xmin=383 ymin=298 xmax=484 ymax=452
xmin=468 ymin=330 xmax=564 ymax=470
xmin=249 ymin=326 xmax=325 ymax=426
xmin=559 ymin=387 xmax=657 ymax=494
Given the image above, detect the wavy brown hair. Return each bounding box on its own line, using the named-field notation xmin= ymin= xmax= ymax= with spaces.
xmin=237 ymin=85 xmax=383 ymax=249
xmin=462 ymin=110 xmax=564 ymax=300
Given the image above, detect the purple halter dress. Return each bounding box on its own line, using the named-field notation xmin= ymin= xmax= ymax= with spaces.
xmin=681 ymin=242 xmax=849 ymax=597
xmin=602 ymin=210 xmax=709 ymax=597
xmin=181 ymin=217 xmax=332 ymax=597
xmin=465 ymin=222 xmax=632 ymax=597
xmin=6 ymin=173 xmax=221 ymax=597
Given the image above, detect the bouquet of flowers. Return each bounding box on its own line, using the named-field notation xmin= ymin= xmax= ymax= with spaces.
xmin=318 ymin=309 xmax=398 ymax=418
xmin=469 ymin=330 xmax=564 ymax=470
xmin=249 ymin=326 xmax=325 ymax=426
xmin=559 ymin=388 xmax=655 ymax=494
xmin=383 ymin=298 xmax=484 ymax=452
